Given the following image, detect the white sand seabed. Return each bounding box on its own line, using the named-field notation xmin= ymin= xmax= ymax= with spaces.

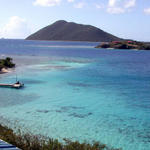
xmin=0 ymin=68 xmax=12 ymax=74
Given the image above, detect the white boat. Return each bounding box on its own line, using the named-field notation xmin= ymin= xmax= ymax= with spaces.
xmin=12 ymin=81 xmax=24 ymax=88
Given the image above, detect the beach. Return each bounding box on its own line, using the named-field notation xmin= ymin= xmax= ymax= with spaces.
xmin=0 ymin=68 xmax=12 ymax=74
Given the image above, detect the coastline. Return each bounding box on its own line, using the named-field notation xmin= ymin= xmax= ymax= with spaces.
xmin=96 ymin=41 xmax=150 ymax=50
xmin=0 ymin=57 xmax=15 ymax=74
xmin=0 ymin=68 xmax=12 ymax=74
xmin=0 ymin=41 xmax=150 ymax=150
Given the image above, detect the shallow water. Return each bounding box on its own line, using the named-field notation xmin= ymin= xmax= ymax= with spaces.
xmin=0 ymin=39 xmax=150 ymax=150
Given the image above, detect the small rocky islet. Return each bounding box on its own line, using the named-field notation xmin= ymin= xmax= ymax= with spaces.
xmin=95 ymin=41 xmax=150 ymax=50
xmin=0 ymin=57 xmax=15 ymax=73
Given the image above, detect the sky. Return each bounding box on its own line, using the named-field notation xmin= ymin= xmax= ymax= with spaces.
xmin=0 ymin=0 xmax=150 ymax=41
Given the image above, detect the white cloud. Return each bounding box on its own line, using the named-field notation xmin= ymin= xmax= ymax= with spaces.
xmin=74 ymin=2 xmax=85 ymax=8
xmin=144 ymin=8 xmax=150 ymax=15
xmin=95 ymin=4 xmax=104 ymax=9
xmin=0 ymin=16 xmax=30 ymax=39
xmin=125 ymin=0 xmax=136 ymax=8
xmin=33 ymin=0 xmax=61 ymax=7
xmin=108 ymin=0 xmax=116 ymax=7
xmin=67 ymin=0 xmax=74 ymax=2
xmin=107 ymin=7 xmax=125 ymax=14
xmin=107 ymin=0 xmax=136 ymax=14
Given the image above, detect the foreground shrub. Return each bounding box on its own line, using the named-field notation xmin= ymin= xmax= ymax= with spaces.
xmin=0 ymin=124 xmax=122 ymax=150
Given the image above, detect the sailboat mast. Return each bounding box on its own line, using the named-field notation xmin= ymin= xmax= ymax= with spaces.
xmin=16 ymin=75 xmax=18 ymax=82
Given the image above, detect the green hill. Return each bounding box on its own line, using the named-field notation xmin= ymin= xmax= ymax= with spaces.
xmin=26 ymin=20 xmax=122 ymax=42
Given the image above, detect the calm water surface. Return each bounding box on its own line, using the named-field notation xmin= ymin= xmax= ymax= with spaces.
xmin=0 ymin=39 xmax=150 ymax=150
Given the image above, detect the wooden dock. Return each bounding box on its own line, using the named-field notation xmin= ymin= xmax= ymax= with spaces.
xmin=0 ymin=84 xmax=13 ymax=88
xmin=0 ymin=82 xmax=24 ymax=89
xmin=0 ymin=139 xmax=20 ymax=150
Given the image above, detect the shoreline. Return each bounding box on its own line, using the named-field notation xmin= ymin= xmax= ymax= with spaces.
xmin=0 ymin=57 xmax=15 ymax=74
xmin=0 ymin=68 xmax=12 ymax=74
xmin=96 ymin=41 xmax=150 ymax=50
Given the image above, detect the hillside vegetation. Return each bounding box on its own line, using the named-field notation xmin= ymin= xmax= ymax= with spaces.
xmin=26 ymin=20 xmax=121 ymax=42
xmin=0 ymin=57 xmax=15 ymax=71
xmin=96 ymin=41 xmax=150 ymax=50
xmin=0 ymin=124 xmax=122 ymax=150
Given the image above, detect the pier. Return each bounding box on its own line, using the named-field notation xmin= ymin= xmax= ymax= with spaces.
xmin=0 ymin=82 xmax=24 ymax=89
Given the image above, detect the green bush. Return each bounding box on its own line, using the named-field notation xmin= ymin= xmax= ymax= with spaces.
xmin=96 ymin=41 xmax=150 ymax=50
xmin=0 ymin=124 xmax=122 ymax=150
xmin=0 ymin=57 xmax=15 ymax=70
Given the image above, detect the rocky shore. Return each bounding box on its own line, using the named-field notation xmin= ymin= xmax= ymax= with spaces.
xmin=96 ymin=41 xmax=150 ymax=50
xmin=0 ymin=57 xmax=15 ymax=74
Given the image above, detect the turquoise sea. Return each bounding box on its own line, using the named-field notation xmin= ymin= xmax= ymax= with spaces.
xmin=0 ymin=39 xmax=150 ymax=150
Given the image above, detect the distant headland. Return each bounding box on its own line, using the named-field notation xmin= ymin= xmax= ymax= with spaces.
xmin=95 ymin=41 xmax=150 ymax=50
xmin=26 ymin=20 xmax=122 ymax=42
xmin=0 ymin=57 xmax=15 ymax=73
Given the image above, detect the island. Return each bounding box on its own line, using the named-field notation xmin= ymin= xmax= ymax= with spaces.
xmin=95 ymin=41 xmax=150 ymax=50
xmin=0 ymin=57 xmax=15 ymax=73
xmin=26 ymin=20 xmax=122 ymax=42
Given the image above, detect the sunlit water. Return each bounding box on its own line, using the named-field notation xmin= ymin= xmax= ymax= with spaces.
xmin=0 ymin=39 xmax=150 ymax=150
